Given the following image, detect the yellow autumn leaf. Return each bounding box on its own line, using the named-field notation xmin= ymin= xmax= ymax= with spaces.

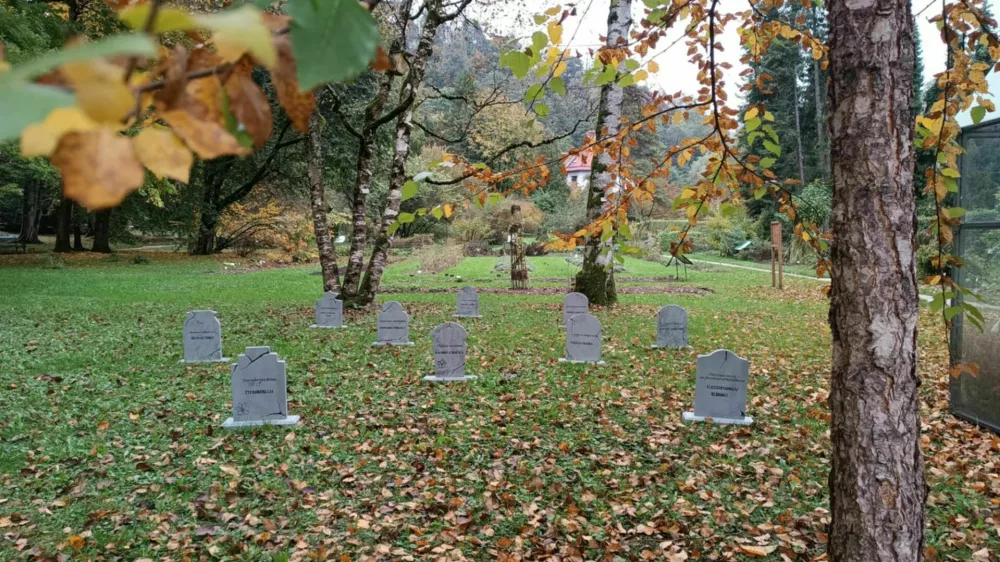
xmin=61 ymin=59 xmax=134 ymax=124
xmin=544 ymin=5 xmax=561 ymax=16
xmin=120 ymin=4 xmax=197 ymax=33
xmin=161 ymin=109 xmax=250 ymax=159
xmin=648 ymin=60 xmax=659 ymax=73
xmin=120 ymin=5 xmax=276 ymax=67
xmin=444 ymin=203 xmax=455 ymax=218
xmin=745 ymin=107 xmax=759 ymax=120
xmin=738 ymin=545 xmax=777 ymax=557
xmin=53 ymin=128 xmax=145 ymax=210
xmin=548 ymin=22 xmax=563 ymax=45
xmin=553 ymin=61 xmax=567 ymax=77
xmin=20 ymin=107 xmax=99 ymax=157
xmin=633 ymin=70 xmax=648 ymax=82
xmin=133 ymin=126 xmax=193 ymax=182
xmin=208 ymin=7 xmax=277 ymax=68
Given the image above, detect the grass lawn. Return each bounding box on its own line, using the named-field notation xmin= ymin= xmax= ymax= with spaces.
xmin=0 ymin=251 xmax=996 ymax=561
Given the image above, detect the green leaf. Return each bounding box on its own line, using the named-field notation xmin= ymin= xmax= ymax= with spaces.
xmin=501 ymin=51 xmax=532 ymax=79
xmin=945 ymin=207 xmax=966 ymax=218
xmin=525 ymin=84 xmax=544 ymax=102
xmin=617 ymin=73 xmax=634 ymax=87
xmin=534 ymin=14 xmax=546 ymax=24
xmin=759 ymin=157 xmax=776 ymax=169
xmin=929 ymin=292 xmax=946 ymax=313
xmin=596 ymin=64 xmax=617 ymax=86
xmin=625 ymin=59 xmax=640 ymax=71
xmin=397 ymin=212 xmax=415 ymax=224
xmin=0 ymin=82 xmax=76 ymax=142
xmin=401 ymin=180 xmax=418 ymax=202
xmin=286 ymin=0 xmax=379 ymax=91
xmin=753 ymin=186 xmax=766 ymax=200
xmin=549 ymin=77 xmax=566 ymax=95
xmin=944 ymin=305 xmax=964 ymax=322
xmin=747 ymin=131 xmax=764 ymax=146
xmin=534 ymin=103 xmax=550 ymax=117
xmin=472 ymin=162 xmax=488 ymax=169
xmin=431 ymin=207 xmax=444 ymax=219
xmin=943 ymin=175 xmax=958 ymax=193
xmin=763 ymin=140 xmax=782 ymax=156
xmin=8 ymin=34 xmax=157 ymax=82
xmin=388 ymin=221 xmax=401 ymax=236
xmin=940 ymin=167 xmax=961 ymax=178
xmin=532 ymin=32 xmax=548 ymax=55
xmin=745 ymin=117 xmax=761 ymax=132
xmin=763 ymin=124 xmax=779 ymax=142
xmin=971 ymin=105 xmax=987 ymax=124
xmin=618 ymin=222 xmax=631 ymax=239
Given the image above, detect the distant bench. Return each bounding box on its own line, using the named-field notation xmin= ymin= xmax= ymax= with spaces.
xmin=0 ymin=235 xmax=27 ymax=253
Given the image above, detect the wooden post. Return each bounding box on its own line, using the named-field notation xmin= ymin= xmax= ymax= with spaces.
xmin=509 ymin=205 xmax=528 ymax=289
xmin=771 ymin=221 xmax=783 ymax=290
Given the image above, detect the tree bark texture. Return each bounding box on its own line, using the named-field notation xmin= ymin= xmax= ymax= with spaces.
xmin=54 ymin=196 xmax=73 ymax=253
xmin=827 ymin=2 xmax=923 ymax=561
xmin=573 ymin=0 xmax=631 ymax=306
xmin=356 ymin=4 xmax=444 ymax=306
xmin=341 ymin=74 xmax=396 ymax=298
xmin=308 ymin=112 xmax=342 ymax=294
xmin=91 ymin=209 xmax=112 ymax=253
xmin=72 ymin=205 xmax=85 ymax=251
xmin=17 ymin=182 xmax=41 ymax=244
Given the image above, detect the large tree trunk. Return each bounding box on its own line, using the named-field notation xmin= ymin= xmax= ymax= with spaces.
xmin=17 ymin=182 xmax=41 ymax=244
xmin=356 ymin=5 xmax=445 ymax=306
xmin=341 ymin=75 xmax=396 ymax=299
xmin=54 ymin=196 xmax=73 ymax=253
xmin=72 ymin=204 xmax=85 ymax=251
xmin=573 ymin=0 xmax=632 ymax=306
xmin=308 ymin=112 xmax=342 ymax=294
xmin=91 ymin=209 xmax=112 ymax=253
xmin=827 ymin=2 xmax=923 ymax=562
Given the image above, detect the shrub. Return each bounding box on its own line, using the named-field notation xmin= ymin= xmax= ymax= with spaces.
xmin=131 ymin=254 xmax=150 ymax=265
xmin=452 ymin=217 xmax=491 ymax=242
xmin=525 ymin=241 xmax=549 ymax=256
xmin=704 ymin=206 xmax=757 ymax=258
xmin=463 ymin=240 xmax=490 ymax=256
xmin=393 ymin=234 xmax=435 ymax=249
xmin=411 ymin=243 xmax=463 ymax=274
xmin=487 ymin=199 xmax=545 ymax=236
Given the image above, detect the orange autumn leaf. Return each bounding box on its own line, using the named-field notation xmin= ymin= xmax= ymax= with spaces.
xmin=370 ymin=46 xmax=394 ymax=72
xmin=133 ymin=126 xmax=193 ymax=182
xmin=270 ymin=37 xmax=315 ymax=133
xmin=61 ymin=58 xmax=134 ymax=124
xmin=161 ymin=109 xmax=250 ymax=159
xmin=53 ymin=129 xmax=145 ymax=210
xmin=225 ymin=57 xmax=273 ymax=148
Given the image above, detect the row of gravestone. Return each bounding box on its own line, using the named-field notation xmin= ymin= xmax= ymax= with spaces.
xmin=181 ymin=290 xmax=751 ymax=429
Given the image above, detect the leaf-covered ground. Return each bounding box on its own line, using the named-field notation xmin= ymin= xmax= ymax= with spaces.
xmin=0 ymin=253 xmax=997 ymax=561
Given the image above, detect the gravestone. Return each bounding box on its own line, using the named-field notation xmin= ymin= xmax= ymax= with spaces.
xmin=454 ymin=286 xmax=482 ymax=318
xmin=312 ymin=291 xmax=344 ymax=328
xmin=560 ymin=313 xmax=605 ymax=365
xmin=424 ymin=322 xmax=476 ymax=382
xmin=562 ymin=292 xmax=589 ymax=327
xmin=223 ymin=346 xmax=300 ymax=429
xmin=182 ymin=310 xmax=230 ymax=363
xmin=683 ymin=349 xmax=753 ymax=425
xmin=652 ymin=305 xmax=689 ymax=349
xmin=373 ymin=301 xmax=413 ymax=346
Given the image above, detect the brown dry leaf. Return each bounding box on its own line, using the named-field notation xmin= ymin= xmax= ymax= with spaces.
xmin=162 ymin=109 xmax=249 ymax=160
xmin=20 ymin=107 xmax=99 ymax=157
xmin=153 ymin=46 xmax=190 ymax=110
xmin=133 ymin=126 xmax=193 ymax=182
xmin=738 ymin=544 xmax=777 ymax=557
xmin=67 ymin=535 xmax=85 ymax=549
xmin=270 ymin=37 xmax=315 ymax=133
xmin=97 ymin=420 xmax=109 ymax=431
xmin=61 ymin=59 xmax=134 ymax=124
xmin=225 ymin=57 xmax=273 ymax=148
xmin=220 ymin=464 xmax=241 ymax=477
xmin=52 ymin=129 xmax=145 ymax=210
xmin=371 ymin=46 xmax=394 ymax=72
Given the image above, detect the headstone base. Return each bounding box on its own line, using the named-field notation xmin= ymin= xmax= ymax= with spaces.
xmin=223 ymin=415 xmax=300 ymax=429
xmin=179 ymin=357 xmax=231 ymax=364
xmin=650 ymin=345 xmax=693 ymax=350
xmin=423 ymin=375 xmax=477 ymax=382
xmin=558 ymin=358 xmax=606 ymax=366
xmin=310 ymin=324 xmax=346 ymax=329
xmin=453 ymin=315 xmax=482 ymax=319
xmin=682 ymin=412 xmax=753 ymax=426
xmin=372 ymin=341 xmax=415 ymax=347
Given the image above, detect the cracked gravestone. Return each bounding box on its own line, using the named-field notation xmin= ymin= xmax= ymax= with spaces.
xmin=182 ymin=310 xmax=229 ymax=363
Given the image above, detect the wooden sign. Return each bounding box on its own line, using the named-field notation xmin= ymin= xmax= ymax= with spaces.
xmin=770 ymin=221 xmax=783 ymax=290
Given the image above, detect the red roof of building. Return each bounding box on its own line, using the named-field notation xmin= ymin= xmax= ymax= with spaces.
xmin=564 ymin=150 xmax=592 ymax=173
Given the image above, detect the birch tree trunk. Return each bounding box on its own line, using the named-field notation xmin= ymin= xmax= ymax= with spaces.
xmin=307 ymin=112 xmax=342 ymax=294
xmin=827 ymin=2 xmax=923 ymax=561
xmin=356 ymin=5 xmax=444 ymax=306
xmin=792 ymin=70 xmax=806 ymax=186
xmin=341 ymin=74 xmax=396 ymax=299
xmin=573 ymin=0 xmax=632 ymax=306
